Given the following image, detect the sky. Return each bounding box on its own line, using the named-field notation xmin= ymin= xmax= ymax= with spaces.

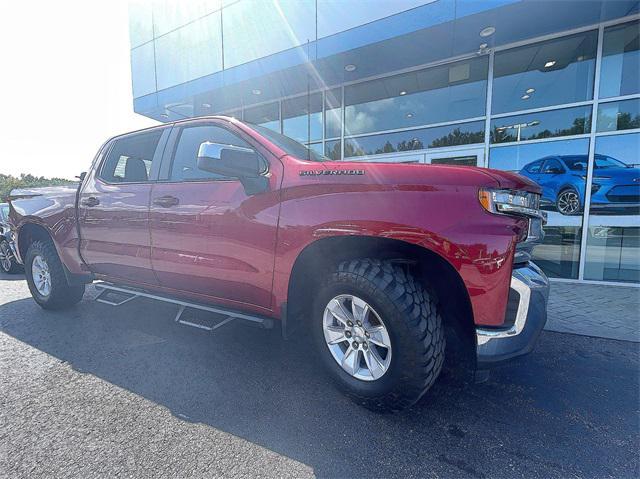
xmin=0 ymin=0 xmax=158 ymax=180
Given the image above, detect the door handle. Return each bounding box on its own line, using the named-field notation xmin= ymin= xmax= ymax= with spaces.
xmin=153 ymin=195 xmax=179 ymax=207
xmin=81 ymin=196 xmax=100 ymax=207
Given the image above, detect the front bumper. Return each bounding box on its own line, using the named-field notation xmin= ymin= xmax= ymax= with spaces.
xmin=476 ymin=262 xmax=549 ymax=367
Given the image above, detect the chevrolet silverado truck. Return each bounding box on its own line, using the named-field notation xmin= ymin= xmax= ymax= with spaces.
xmin=8 ymin=116 xmax=549 ymax=412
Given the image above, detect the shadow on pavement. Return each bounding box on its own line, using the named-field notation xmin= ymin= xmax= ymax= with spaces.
xmin=0 ymin=290 xmax=638 ymax=478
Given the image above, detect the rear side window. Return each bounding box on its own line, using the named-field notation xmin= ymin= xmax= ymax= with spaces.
xmin=525 ymin=160 xmax=543 ymax=173
xmin=170 ymin=125 xmax=251 ymax=181
xmin=100 ymin=130 xmax=163 ymax=183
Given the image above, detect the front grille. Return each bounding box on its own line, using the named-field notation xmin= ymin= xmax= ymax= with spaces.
xmin=606 ymin=185 xmax=640 ymax=203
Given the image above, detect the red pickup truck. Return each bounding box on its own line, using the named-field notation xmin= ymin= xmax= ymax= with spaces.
xmin=8 ymin=116 xmax=549 ymax=411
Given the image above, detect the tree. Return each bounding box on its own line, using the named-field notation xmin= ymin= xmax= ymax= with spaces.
xmin=0 ymin=173 xmax=75 ymax=201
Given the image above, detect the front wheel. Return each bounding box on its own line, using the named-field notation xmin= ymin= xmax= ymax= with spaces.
xmin=313 ymin=259 xmax=445 ymax=412
xmin=25 ymin=239 xmax=85 ymax=310
xmin=556 ymin=188 xmax=581 ymax=215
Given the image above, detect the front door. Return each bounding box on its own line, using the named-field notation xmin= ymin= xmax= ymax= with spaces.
xmin=149 ymin=120 xmax=281 ymax=312
xmin=423 ymin=146 xmax=486 ymax=167
xmin=78 ymin=127 xmax=168 ymax=285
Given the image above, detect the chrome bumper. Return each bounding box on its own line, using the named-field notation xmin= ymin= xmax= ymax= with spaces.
xmin=476 ymin=262 xmax=550 ymax=366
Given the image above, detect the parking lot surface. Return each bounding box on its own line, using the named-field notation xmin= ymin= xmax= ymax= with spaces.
xmin=1 ymin=272 xmax=639 ymax=478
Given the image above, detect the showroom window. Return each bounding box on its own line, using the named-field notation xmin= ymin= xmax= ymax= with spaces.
xmin=243 ymin=102 xmax=280 ymax=132
xmin=596 ymin=98 xmax=640 ymax=132
xmin=599 ymin=21 xmax=640 ymax=99
xmin=325 ymin=88 xmax=342 ymax=141
xmin=490 ymin=106 xmax=592 ymax=143
xmin=325 ymin=140 xmax=341 ymax=161
xmin=344 ymin=121 xmax=485 ymax=158
xmin=489 ymin=138 xmax=590 ymax=279
xmin=344 ymin=57 xmax=488 ymax=136
xmin=492 ymin=31 xmax=597 ymax=114
xmin=282 ymin=93 xmax=323 ymax=143
xmin=584 ymin=133 xmax=640 ymax=283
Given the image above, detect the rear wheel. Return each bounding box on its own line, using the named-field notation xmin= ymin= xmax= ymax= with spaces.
xmin=313 ymin=258 xmax=445 ymax=412
xmin=25 ymin=240 xmax=85 ymax=310
xmin=0 ymin=239 xmax=22 ymax=274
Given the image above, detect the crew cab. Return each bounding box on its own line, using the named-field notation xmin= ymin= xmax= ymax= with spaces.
xmin=8 ymin=116 xmax=549 ymax=412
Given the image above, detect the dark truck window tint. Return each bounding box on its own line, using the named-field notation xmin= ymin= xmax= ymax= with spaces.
xmin=171 ymin=125 xmax=251 ymax=181
xmin=100 ymin=130 xmax=163 ymax=183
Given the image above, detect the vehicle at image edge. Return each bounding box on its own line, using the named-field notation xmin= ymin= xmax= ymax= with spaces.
xmin=519 ymin=154 xmax=640 ymax=215
xmin=0 ymin=202 xmax=22 ymax=274
xmin=7 ymin=116 xmax=549 ymax=412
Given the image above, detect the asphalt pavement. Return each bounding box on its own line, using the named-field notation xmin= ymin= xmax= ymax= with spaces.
xmin=1 ymin=272 xmax=638 ymax=478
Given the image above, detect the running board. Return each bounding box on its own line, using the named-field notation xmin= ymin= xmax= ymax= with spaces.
xmin=94 ymin=282 xmax=274 ymax=332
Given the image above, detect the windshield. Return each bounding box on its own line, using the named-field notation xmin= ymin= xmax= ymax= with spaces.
xmin=594 ymin=155 xmax=627 ymax=169
xmin=250 ymin=124 xmax=328 ymax=162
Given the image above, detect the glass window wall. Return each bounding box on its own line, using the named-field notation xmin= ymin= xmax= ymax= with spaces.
xmin=597 ymin=98 xmax=640 ymax=132
xmin=282 ymin=93 xmax=323 ymax=143
xmin=599 ymin=21 xmax=640 ymax=99
xmin=584 ymin=133 xmax=639 ymax=282
xmin=492 ymin=31 xmax=597 ymax=114
xmin=490 ymin=138 xmax=590 ymax=279
xmin=344 ymin=57 xmax=488 ymax=136
xmin=243 ymin=102 xmax=280 ymax=132
xmin=490 ymin=106 xmax=592 ymax=143
xmin=344 ymin=121 xmax=485 ymax=158
xmin=325 ymin=88 xmax=342 ymax=140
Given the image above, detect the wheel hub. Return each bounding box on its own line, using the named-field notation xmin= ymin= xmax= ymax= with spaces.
xmin=31 ymin=255 xmax=51 ymax=297
xmin=322 ymin=294 xmax=392 ymax=381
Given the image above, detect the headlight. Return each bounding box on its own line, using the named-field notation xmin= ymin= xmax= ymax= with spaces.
xmin=478 ymin=188 xmax=544 ymax=220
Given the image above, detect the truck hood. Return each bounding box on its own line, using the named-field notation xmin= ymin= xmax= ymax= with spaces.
xmin=9 ymin=185 xmax=79 ymax=200
xmin=327 ymin=160 xmax=541 ymax=193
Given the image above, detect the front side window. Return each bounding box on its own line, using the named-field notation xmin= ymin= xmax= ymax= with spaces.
xmin=170 ymin=125 xmax=251 ymax=181
xmin=100 ymin=130 xmax=163 ymax=183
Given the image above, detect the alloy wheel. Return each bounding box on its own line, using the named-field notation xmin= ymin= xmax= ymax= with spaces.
xmin=323 ymin=294 xmax=392 ymax=381
xmin=0 ymin=242 xmax=12 ymax=272
xmin=557 ymin=190 xmax=580 ymax=215
xmin=31 ymin=255 xmax=51 ymax=297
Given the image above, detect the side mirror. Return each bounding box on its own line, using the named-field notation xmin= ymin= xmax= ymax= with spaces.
xmin=197 ymin=142 xmax=268 ymax=195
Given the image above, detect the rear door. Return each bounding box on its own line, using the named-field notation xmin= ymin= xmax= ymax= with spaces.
xmin=78 ymin=127 xmax=169 ymax=284
xmin=149 ymin=120 xmax=281 ymax=311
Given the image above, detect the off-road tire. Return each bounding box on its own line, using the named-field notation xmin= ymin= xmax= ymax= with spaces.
xmin=313 ymin=258 xmax=445 ymax=412
xmin=25 ymin=239 xmax=85 ymax=310
xmin=0 ymin=239 xmax=22 ymax=274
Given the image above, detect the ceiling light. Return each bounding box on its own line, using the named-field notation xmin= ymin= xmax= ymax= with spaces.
xmin=406 ymin=113 xmax=414 ymax=118
xmin=525 ymin=88 xmax=535 ymax=94
xmin=479 ymin=43 xmax=488 ymax=50
xmin=521 ymin=94 xmax=530 ymax=100
xmin=544 ymin=60 xmax=556 ymax=68
xmin=252 ymin=89 xmax=262 ymax=95
xmin=160 ymin=113 xmax=169 ymax=118
xmin=577 ymin=55 xmax=585 ymax=61
xmin=479 ymin=26 xmax=496 ymax=37
xmin=202 ymin=103 xmax=211 ymax=108
xmin=399 ymin=90 xmax=407 ymax=96
xmin=344 ymin=64 xmax=357 ymax=72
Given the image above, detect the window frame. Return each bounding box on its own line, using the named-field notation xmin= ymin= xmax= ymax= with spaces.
xmin=158 ymin=119 xmax=269 ymax=185
xmin=96 ymin=126 xmax=169 ymax=185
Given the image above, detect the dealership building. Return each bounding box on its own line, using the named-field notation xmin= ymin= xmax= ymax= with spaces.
xmin=129 ymin=0 xmax=640 ymax=284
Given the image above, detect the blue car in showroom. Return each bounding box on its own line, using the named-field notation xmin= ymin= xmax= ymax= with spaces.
xmin=519 ymin=155 xmax=640 ymax=215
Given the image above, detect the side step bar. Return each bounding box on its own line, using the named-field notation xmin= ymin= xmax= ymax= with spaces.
xmin=94 ymin=282 xmax=274 ymax=332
